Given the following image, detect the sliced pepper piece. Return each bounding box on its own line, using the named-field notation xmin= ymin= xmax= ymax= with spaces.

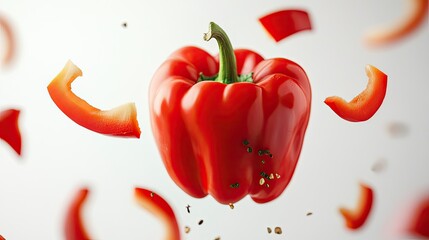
xmin=0 ymin=14 xmax=14 ymax=65
xmin=365 ymin=0 xmax=428 ymax=47
xmin=408 ymin=193 xmax=429 ymax=238
xmin=324 ymin=65 xmax=387 ymax=122
xmin=64 ymin=188 xmax=91 ymax=240
xmin=339 ymin=183 xmax=374 ymax=230
xmin=259 ymin=9 xmax=312 ymax=42
xmin=47 ymin=60 xmax=141 ymax=138
xmin=134 ymin=188 xmax=181 ymax=240
xmin=0 ymin=109 xmax=22 ymax=155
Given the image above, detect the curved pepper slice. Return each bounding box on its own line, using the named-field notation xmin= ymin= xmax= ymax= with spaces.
xmin=365 ymin=0 xmax=428 ymax=47
xmin=64 ymin=188 xmax=91 ymax=240
xmin=0 ymin=14 xmax=14 ymax=65
xmin=149 ymin=22 xmax=311 ymax=204
xmin=407 ymin=193 xmax=429 ymax=238
xmin=47 ymin=60 xmax=141 ymax=138
xmin=259 ymin=9 xmax=312 ymax=42
xmin=324 ymin=65 xmax=387 ymax=122
xmin=134 ymin=188 xmax=181 ymax=240
xmin=0 ymin=109 xmax=22 ymax=155
xmin=339 ymin=183 xmax=374 ymax=230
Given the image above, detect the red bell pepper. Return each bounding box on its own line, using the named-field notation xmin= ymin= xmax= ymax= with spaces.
xmin=134 ymin=187 xmax=181 ymax=240
xmin=64 ymin=188 xmax=91 ymax=240
xmin=365 ymin=0 xmax=428 ymax=47
xmin=0 ymin=14 xmax=14 ymax=65
xmin=149 ymin=22 xmax=311 ymax=204
xmin=259 ymin=9 xmax=312 ymax=42
xmin=47 ymin=60 xmax=141 ymax=138
xmin=339 ymin=183 xmax=374 ymax=230
xmin=324 ymin=65 xmax=387 ymax=122
xmin=0 ymin=108 xmax=21 ymax=155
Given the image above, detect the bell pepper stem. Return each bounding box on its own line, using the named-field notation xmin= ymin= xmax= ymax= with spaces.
xmin=204 ymin=22 xmax=239 ymax=84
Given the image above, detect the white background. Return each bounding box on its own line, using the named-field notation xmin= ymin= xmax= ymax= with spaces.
xmin=1 ymin=0 xmax=428 ymax=239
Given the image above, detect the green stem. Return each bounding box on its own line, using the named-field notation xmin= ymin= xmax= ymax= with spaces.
xmin=204 ymin=22 xmax=238 ymax=84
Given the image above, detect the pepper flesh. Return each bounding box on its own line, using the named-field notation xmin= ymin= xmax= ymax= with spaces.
xmin=149 ymin=22 xmax=311 ymax=204
xmin=64 ymin=188 xmax=91 ymax=240
xmin=0 ymin=14 xmax=14 ymax=65
xmin=259 ymin=9 xmax=312 ymax=42
xmin=47 ymin=60 xmax=141 ymax=138
xmin=324 ymin=65 xmax=387 ymax=122
xmin=134 ymin=188 xmax=181 ymax=240
xmin=408 ymin=194 xmax=429 ymax=237
xmin=365 ymin=0 xmax=428 ymax=47
xmin=339 ymin=183 xmax=374 ymax=230
xmin=0 ymin=109 xmax=22 ymax=155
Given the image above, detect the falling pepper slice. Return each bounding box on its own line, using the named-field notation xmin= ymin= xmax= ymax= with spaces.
xmin=365 ymin=0 xmax=428 ymax=47
xmin=64 ymin=188 xmax=91 ymax=240
xmin=0 ymin=14 xmax=14 ymax=66
xmin=259 ymin=9 xmax=312 ymax=42
xmin=324 ymin=65 xmax=387 ymax=122
xmin=47 ymin=60 xmax=141 ymax=138
xmin=339 ymin=183 xmax=374 ymax=230
xmin=408 ymin=193 xmax=429 ymax=238
xmin=134 ymin=187 xmax=181 ymax=240
xmin=0 ymin=109 xmax=22 ymax=155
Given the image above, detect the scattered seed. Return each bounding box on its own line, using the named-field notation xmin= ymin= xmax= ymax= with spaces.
xmin=150 ymin=192 xmax=154 ymax=198
xmin=186 ymin=205 xmax=191 ymax=213
xmin=261 ymin=160 xmax=265 ymax=164
xmin=274 ymin=227 xmax=282 ymax=234
xmin=259 ymin=178 xmax=265 ymax=185
xmin=243 ymin=139 xmax=249 ymax=145
xmin=214 ymin=237 xmax=221 ymax=240
xmin=306 ymin=212 xmax=313 ymax=216
xmin=247 ymin=147 xmax=253 ymax=153
xmin=269 ymin=173 xmax=274 ymax=180
xmin=258 ymin=150 xmax=263 ymax=156
xmin=230 ymin=183 xmax=240 ymax=188
xmin=266 ymin=183 xmax=270 ymax=188
xmin=260 ymin=172 xmax=269 ymax=178
xmin=229 ymin=203 xmax=234 ymax=209
xmin=198 ymin=219 xmax=204 ymax=225
xmin=267 ymin=227 xmax=272 ymax=233
xmin=275 ymin=173 xmax=281 ymax=179
xmin=387 ymin=122 xmax=409 ymax=138
xmin=122 ymin=22 xmax=127 ymax=28
xmin=184 ymin=226 xmax=190 ymax=234
xmin=372 ymin=158 xmax=387 ymax=173
xmin=269 ymin=153 xmax=273 ymax=158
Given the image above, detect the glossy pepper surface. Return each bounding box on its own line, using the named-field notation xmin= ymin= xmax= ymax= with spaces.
xmin=149 ymin=22 xmax=311 ymax=204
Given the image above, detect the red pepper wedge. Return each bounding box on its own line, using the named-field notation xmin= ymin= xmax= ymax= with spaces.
xmin=64 ymin=188 xmax=91 ymax=240
xmin=365 ymin=0 xmax=428 ymax=47
xmin=0 ymin=109 xmax=22 ymax=155
xmin=259 ymin=9 xmax=312 ymax=42
xmin=0 ymin=14 xmax=14 ymax=65
xmin=149 ymin=22 xmax=311 ymax=204
xmin=47 ymin=60 xmax=141 ymax=138
xmin=339 ymin=183 xmax=374 ymax=230
xmin=408 ymin=193 xmax=429 ymax=238
xmin=134 ymin=188 xmax=181 ymax=240
xmin=324 ymin=65 xmax=387 ymax=122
